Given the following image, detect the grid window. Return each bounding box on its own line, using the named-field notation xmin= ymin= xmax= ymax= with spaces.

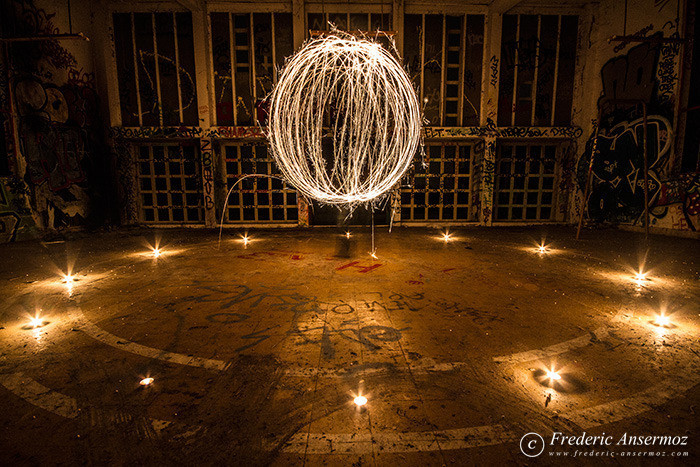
xmin=210 ymin=12 xmax=293 ymax=126
xmin=494 ymin=143 xmax=558 ymax=221
xmin=137 ymin=143 xmax=203 ymax=223
xmin=498 ymin=14 xmax=578 ymax=127
xmin=404 ymin=14 xmax=484 ymax=126
xmin=112 ymin=12 xmax=198 ymax=126
xmin=224 ymin=143 xmax=297 ymax=223
xmin=401 ymin=142 xmax=473 ymax=221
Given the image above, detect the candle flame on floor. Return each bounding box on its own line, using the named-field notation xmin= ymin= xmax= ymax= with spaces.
xmin=654 ymin=313 xmax=671 ymax=327
xmin=545 ymin=368 xmax=562 ymax=381
xmin=140 ymin=377 xmax=154 ymax=386
xmin=28 ymin=314 xmax=43 ymax=329
xmin=354 ymin=395 xmax=367 ymax=406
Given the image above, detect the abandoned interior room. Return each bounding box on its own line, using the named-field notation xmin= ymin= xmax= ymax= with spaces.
xmin=0 ymin=0 xmax=698 ymax=464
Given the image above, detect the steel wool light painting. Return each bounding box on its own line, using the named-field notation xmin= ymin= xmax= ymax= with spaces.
xmin=267 ymin=32 xmax=422 ymax=208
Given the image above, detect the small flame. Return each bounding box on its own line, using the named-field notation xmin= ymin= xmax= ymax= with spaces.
xmin=654 ymin=313 xmax=671 ymax=327
xmin=545 ymin=368 xmax=562 ymax=381
xmin=140 ymin=377 xmax=154 ymax=386
xmin=354 ymin=395 xmax=367 ymax=406
xmin=28 ymin=313 xmax=43 ymax=329
xmin=442 ymin=231 xmax=452 ymax=242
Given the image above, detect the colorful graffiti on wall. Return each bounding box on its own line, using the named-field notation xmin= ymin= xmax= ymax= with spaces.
xmin=650 ymin=172 xmax=700 ymax=231
xmin=0 ymin=0 xmax=108 ymax=234
xmin=0 ymin=177 xmax=36 ymax=242
xmin=578 ymin=29 xmax=692 ymax=229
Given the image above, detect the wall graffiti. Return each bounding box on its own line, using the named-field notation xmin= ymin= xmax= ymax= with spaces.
xmin=200 ymin=138 xmax=215 ymax=211
xmin=578 ymin=27 xmax=687 ymax=228
xmin=14 ymin=76 xmax=96 ymax=190
xmin=136 ymin=51 xmax=197 ymax=121
xmin=3 ymin=0 xmax=108 ymax=230
xmin=650 ymin=172 xmax=700 ymax=231
xmin=111 ymin=123 xmax=584 ymax=142
xmin=584 ymin=116 xmax=671 ymax=222
xmin=423 ymin=124 xmax=582 ymax=139
xmin=613 ymin=24 xmax=653 ymax=53
xmin=109 ymin=126 xmax=266 ymax=140
xmin=657 ymin=21 xmax=682 ymax=105
xmin=0 ymin=177 xmax=36 ymax=243
xmin=489 ymin=55 xmax=499 ymax=88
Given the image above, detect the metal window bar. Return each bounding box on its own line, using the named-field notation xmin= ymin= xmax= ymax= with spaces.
xmin=249 ymin=14 xmax=256 ymax=125
xmin=458 ymin=15 xmax=467 ymax=125
xmin=439 ymin=15 xmax=447 ymax=126
xmin=151 ymin=14 xmax=164 ymax=126
xmin=137 ymin=143 xmax=203 ymax=223
xmin=550 ymin=16 xmax=562 ymax=127
xmin=173 ymin=13 xmax=184 ymax=123
xmin=493 ymin=143 xmax=559 ymax=221
xmin=444 ymin=16 xmax=462 ymax=126
xmin=510 ymin=15 xmax=520 ymax=127
xmin=400 ymin=142 xmax=473 ymax=222
xmin=130 ymin=13 xmax=143 ymax=126
xmin=530 ymin=15 xmax=541 ymax=126
xmin=233 ymin=15 xmax=251 ymax=124
xmin=228 ymin=12 xmax=237 ymax=126
xmin=271 ymin=14 xmax=277 ymax=83
xmin=420 ymin=14 xmax=425 ymax=109
xmin=224 ymin=143 xmax=298 ymax=223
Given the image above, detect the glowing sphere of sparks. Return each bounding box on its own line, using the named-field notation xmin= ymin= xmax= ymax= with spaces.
xmin=267 ymin=33 xmax=422 ymax=207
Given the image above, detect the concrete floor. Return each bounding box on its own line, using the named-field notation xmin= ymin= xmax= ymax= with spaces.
xmin=0 ymin=226 xmax=698 ymax=465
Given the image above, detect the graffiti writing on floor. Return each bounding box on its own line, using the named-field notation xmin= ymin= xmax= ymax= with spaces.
xmin=160 ymin=283 xmax=433 ymax=358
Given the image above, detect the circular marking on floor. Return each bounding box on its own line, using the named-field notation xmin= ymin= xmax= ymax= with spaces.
xmin=73 ymin=307 xmax=469 ymax=376
xmin=492 ymin=326 xmax=609 ymax=363
xmin=75 ymin=305 xmax=612 ymax=376
xmin=0 ymin=372 xmax=202 ymax=441
xmin=6 ymin=299 xmax=695 ymax=454
xmin=2 ymin=370 xmax=699 ymax=454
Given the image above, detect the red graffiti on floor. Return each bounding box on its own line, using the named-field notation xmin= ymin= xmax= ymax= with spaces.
xmin=335 ymin=261 xmax=382 ymax=273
